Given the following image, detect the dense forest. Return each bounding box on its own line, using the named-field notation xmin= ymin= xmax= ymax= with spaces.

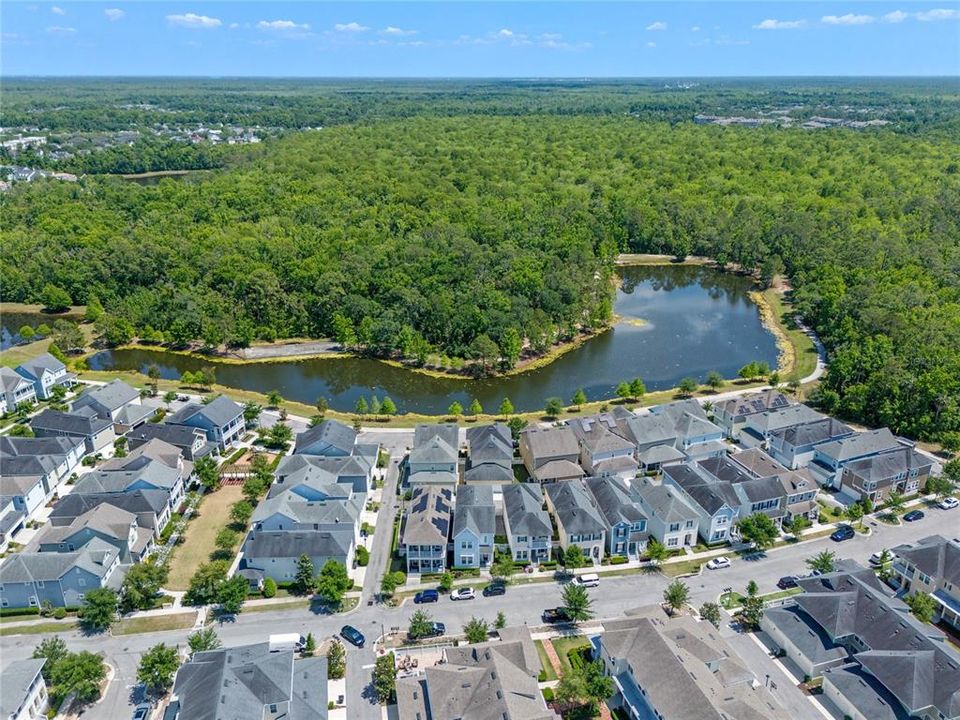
xmin=1 ymin=81 xmax=959 ymax=441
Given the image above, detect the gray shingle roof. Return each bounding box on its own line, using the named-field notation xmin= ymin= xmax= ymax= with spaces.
xmin=101 ymin=438 xmax=184 ymax=472
xmin=822 ymin=663 xmax=910 ymax=720
xmin=773 ymin=418 xmax=855 ymax=448
xmin=891 ymin=536 xmax=960 ymax=588
xmin=167 ymin=395 xmax=242 ymax=428
xmin=73 ymin=461 xmax=180 ymax=494
xmin=698 ymin=456 xmax=756 ymax=485
xmin=745 ymin=404 xmax=826 ymax=434
xmin=662 ymin=464 xmax=740 ymax=515
xmin=535 ymin=459 xmax=584 ymax=482
xmin=728 ymin=448 xmax=787 ymax=478
xmin=585 ymin=476 xmax=648 ymax=528
xmin=844 ymin=448 xmax=934 ymax=485
xmin=251 ymin=493 xmax=361 ymax=527
xmin=816 ymin=428 xmax=902 ymax=463
xmin=763 ymin=606 xmax=848 ymax=667
xmin=620 ymin=413 xmax=677 ymax=447
xmin=545 ymin=481 xmax=604 ymax=535
xmin=465 ymin=423 xmax=511 ymax=452
xmin=636 ymin=479 xmax=699 ymax=523
xmin=502 ymin=483 xmax=551 ymax=538
xmin=49 ymin=490 xmax=169 ymax=527
xmin=127 ymin=423 xmax=206 ymax=448
xmin=30 ymin=408 xmax=112 ymax=436
xmin=413 ymin=423 xmax=459 ymax=451
xmin=244 ymin=529 xmax=353 ymax=560
xmin=636 ymin=444 xmax=685 ymax=465
xmin=569 ymin=416 xmax=635 ymax=455
xmin=521 ymin=426 xmax=578 ymax=460
xmin=0 ymin=537 xmax=119 ymax=584
xmin=293 ymin=419 xmax=356 ymax=456
xmin=72 ymin=379 xmax=140 ymax=413
xmin=16 ymin=353 xmax=65 ymax=378
xmin=453 ymin=485 xmax=495 ymax=538
xmin=409 ymin=435 xmax=457 ymax=465
xmin=402 ymin=486 xmax=453 ymax=546
xmin=0 ymin=658 xmax=46 ymax=720
xmin=39 ymin=503 xmax=135 ymax=546
xmin=0 ymin=366 xmax=33 ymax=393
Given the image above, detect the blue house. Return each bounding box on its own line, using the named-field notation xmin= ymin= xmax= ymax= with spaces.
xmin=15 ymin=353 xmax=75 ymax=400
xmin=165 ymin=396 xmax=244 ymax=452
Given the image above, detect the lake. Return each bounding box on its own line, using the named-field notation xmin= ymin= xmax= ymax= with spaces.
xmin=0 ymin=309 xmax=84 ymax=351
xmin=87 ymin=265 xmax=779 ymax=414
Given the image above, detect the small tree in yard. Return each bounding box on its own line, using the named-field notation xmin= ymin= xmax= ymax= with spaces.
xmin=571 ymin=388 xmax=587 ymax=410
xmin=463 ymin=617 xmax=489 ymax=644
xmin=706 ymin=370 xmax=725 ymax=390
xmin=807 ymin=550 xmax=837 ymax=575
xmin=788 ymin=514 xmax=810 ymax=538
xmin=737 ymin=593 xmax=765 ymax=631
xmin=663 ymin=579 xmax=690 ymax=616
xmin=184 ymin=561 xmax=229 ymax=606
xmin=262 ymin=577 xmax=277 ymax=598
xmin=194 ymin=455 xmax=219 ymax=489
xmin=314 ymin=560 xmax=351 ymax=607
xmin=906 ymin=592 xmax=937 ymax=624
xmin=561 ymin=583 xmax=594 ymax=622
xmin=408 ymin=610 xmax=434 ymax=640
xmin=469 ymin=398 xmax=483 ymax=417
xmin=230 ymin=500 xmax=253 ymax=529
xmin=926 ymin=474 xmax=956 ymax=500
xmin=47 ymin=650 xmax=105 ymax=706
xmin=304 ymin=632 xmax=317 ymax=656
xmin=630 ymin=377 xmax=646 ymax=399
xmin=327 ymin=639 xmax=346 ymax=679
xmin=736 ymin=513 xmax=779 ymax=551
xmin=33 ymin=637 xmax=69 ymax=679
xmin=846 ymin=502 xmax=865 ymax=529
xmin=380 ymin=571 xmax=406 ymax=597
xmin=677 ymin=377 xmax=698 ymax=397
xmin=564 ymin=544 xmax=587 ymax=570
xmin=216 ymin=575 xmax=249 ymax=614
xmin=877 ymin=549 xmax=894 ymax=582
xmin=495 ymin=610 xmax=507 ymax=629
xmin=138 ymin=643 xmax=181 ymax=695
xmin=187 ymin=627 xmax=221 ymax=656
xmin=544 ymin=396 xmax=564 ymax=418
xmin=373 ymin=652 xmax=397 ymax=704
xmin=887 ymin=491 xmax=906 ymax=516
xmin=447 ymin=401 xmax=463 ymax=417
xmin=746 ymin=580 xmax=759 ymax=598
xmin=499 ymin=397 xmax=515 ymax=417
xmin=700 ymin=602 xmax=722 ymax=627
xmin=80 ymin=588 xmax=118 ymax=631
xmin=295 ymin=554 xmax=316 ymax=594
xmin=438 ymin=572 xmax=454 ymax=591
xmin=214 ymin=528 xmax=239 ymax=558
xmin=646 ymin=538 xmax=669 ymax=567
xmin=120 ymin=561 xmax=168 ymax=612
xmin=490 ymin=552 xmax=516 ymax=583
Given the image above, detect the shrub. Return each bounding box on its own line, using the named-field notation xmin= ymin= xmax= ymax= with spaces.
xmin=609 ymin=555 xmax=628 ymax=565
xmin=53 ymin=607 xmax=67 ymax=619
xmin=1 ymin=606 xmax=40 ymax=618
xmin=542 ymin=687 xmax=555 ymax=702
xmin=262 ymin=578 xmax=277 ymax=598
xmin=356 ymin=546 xmax=369 ymax=566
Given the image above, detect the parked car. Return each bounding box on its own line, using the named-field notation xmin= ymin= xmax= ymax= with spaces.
xmin=414 ymin=589 xmax=439 ymax=604
xmin=482 ymin=582 xmax=506 ymax=597
xmin=132 ymin=704 xmax=151 ymax=720
xmin=422 ymin=622 xmax=446 ymax=638
xmin=904 ymin=510 xmax=925 ymax=522
xmin=706 ymin=556 xmax=731 ymax=570
xmin=831 ymin=525 xmax=855 ymax=542
xmin=573 ymin=573 xmax=600 ymax=588
xmin=340 ymin=625 xmax=365 ymax=648
xmin=450 ymin=588 xmax=476 ymax=601
xmin=938 ymin=497 xmax=959 ymax=510
xmin=777 ymin=576 xmax=798 ymax=590
xmin=542 ymin=607 xmax=572 ymax=624
xmin=869 ymin=550 xmax=890 ymax=567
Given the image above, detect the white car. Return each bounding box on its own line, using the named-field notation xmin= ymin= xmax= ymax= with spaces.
xmin=450 ymin=588 xmax=476 ymax=601
xmin=938 ymin=497 xmax=959 ymax=510
xmin=705 ymin=556 xmax=731 ymax=570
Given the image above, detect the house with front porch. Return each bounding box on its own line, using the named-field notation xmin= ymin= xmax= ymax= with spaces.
xmin=49 ymin=490 xmax=171 ymax=542
xmin=584 ymin=476 xmax=648 ymax=559
xmin=713 ymin=389 xmax=795 ymax=439
xmin=809 ymin=428 xmax=912 ymax=490
xmin=463 ymin=423 xmax=514 ymax=484
xmin=519 ymin=426 xmax=583 ymax=483
xmin=501 ymin=483 xmax=552 ymax=565
xmin=400 ymin=486 xmax=452 ymax=574
xmin=569 ymin=415 xmax=638 ymax=480
xmin=15 ymin=353 xmax=75 ymax=400
xmin=661 ymin=463 xmax=740 ymax=545
xmin=240 ymin=529 xmax=355 ymax=585
xmin=840 ymin=446 xmax=934 ymax=504
xmin=451 ymin=485 xmax=495 ymax=568
xmin=739 ymin=403 xmax=826 ymax=449
xmin=70 ymin=379 xmax=155 ymax=433
xmin=767 ymin=417 xmax=856 ymax=469
xmin=407 ymin=423 xmax=459 ymax=487
xmin=36 ymin=503 xmax=153 ymax=563
xmin=0 ymin=366 xmax=37 ymax=411
xmin=544 ymin=480 xmax=605 ymax=564
xmin=165 ymin=396 xmax=244 ymax=452
xmin=634 ymin=478 xmax=700 ymax=549
xmin=890 ymin=535 xmax=960 ymax=632
xmin=30 ymin=408 xmax=115 ymax=455
xmin=0 ymin=435 xmax=85 ymax=502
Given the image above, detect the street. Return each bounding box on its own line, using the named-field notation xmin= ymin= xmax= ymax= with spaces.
xmin=3 ymin=502 xmax=957 ymax=719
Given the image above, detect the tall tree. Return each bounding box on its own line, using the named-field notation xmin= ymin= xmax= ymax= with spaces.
xmin=137 ymin=644 xmax=181 ymax=695
xmin=561 ymin=583 xmax=594 ymax=622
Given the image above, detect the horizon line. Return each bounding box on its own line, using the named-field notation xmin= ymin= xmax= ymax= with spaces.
xmin=3 ymin=74 xmax=959 ymax=80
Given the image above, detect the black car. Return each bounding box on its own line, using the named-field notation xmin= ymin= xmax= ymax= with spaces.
xmin=831 ymin=525 xmax=855 ymax=542
xmin=340 ymin=625 xmax=365 ymax=648
xmin=542 ymin=607 xmax=572 ymax=624
xmin=414 ymin=589 xmax=439 ymax=604
xmin=482 ymin=582 xmax=506 ymax=597
xmin=424 ymin=622 xmax=446 ymax=638
xmin=904 ymin=510 xmax=925 ymax=522
xmin=777 ymin=576 xmax=798 ymax=590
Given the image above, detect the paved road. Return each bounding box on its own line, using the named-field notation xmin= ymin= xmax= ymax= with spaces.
xmin=362 ymin=460 xmax=400 ymax=605
xmin=5 ymin=504 xmax=957 ymax=719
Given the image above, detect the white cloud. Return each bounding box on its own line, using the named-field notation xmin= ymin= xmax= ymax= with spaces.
xmin=822 ymin=13 xmax=875 ymax=25
xmin=104 ymin=8 xmax=124 ymax=21
xmin=257 ymin=20 xmax=310 ymax=31
xmin=51 ymin=6 xmax=65 ymax=15
xmin=753 ymin=18 xmax=807 ymax=30
xmin=229 ymin=22 xmax=239 ymax=30
xmin=334 ymin=21 xmax=369 ymax=32
xmin=166 ymin=13 xmax=221 ymax=29
xmin=691 ymin=26 xmax=701 ymax=32
xmin=497 ymin=28 xmax=515 ymax=38
xmin=646 ymin=21 xmax=667 ymax=31
xmin=916 ymin=8 xmax=959 ymax=21
xmin=646 ymin=41 xmax=657 ymax=47
xmin=882 ymin=10 xmax=909 ymax=23
xmin=46 ymin=25 xmax=75 ymax=34
xmin=381 ymin=26 xmax=416 ymax=36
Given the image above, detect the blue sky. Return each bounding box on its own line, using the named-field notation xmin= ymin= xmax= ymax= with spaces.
xmin=2 ymin=2 xmax=958 ymax=76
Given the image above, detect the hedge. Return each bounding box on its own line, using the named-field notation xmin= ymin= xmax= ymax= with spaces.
xmin=0 ymin=607 xmax=40 ymax=617
xmin=609 ymin=555 xmax=628 ymax=565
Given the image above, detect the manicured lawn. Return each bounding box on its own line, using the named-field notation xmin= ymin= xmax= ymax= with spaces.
xmin=534 ymin=640 xmax=559 ymax=682
xmin=0 ymin=621 xmax=78 ymax=636
xmin=661 ymin=559 xmax=704 ymax=577
xmin=167 ymin=485 xmax=244 ymax=590
xmin=760 ymin=288 xmax=818 ymax=382
xmin=113 ymin=612 xmax=197 ymax=635
xmin=551 ymin=636 xmax=592 ymax=676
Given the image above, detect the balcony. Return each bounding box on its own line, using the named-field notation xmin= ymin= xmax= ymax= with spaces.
xmin=892 ymin=562 xmax=914 ymax=580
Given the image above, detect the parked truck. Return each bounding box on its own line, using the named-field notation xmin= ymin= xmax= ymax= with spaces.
xmin=268 ymin=633 xmax=306 ymax=653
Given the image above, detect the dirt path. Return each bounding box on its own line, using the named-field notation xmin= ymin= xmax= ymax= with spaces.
xmin=235 ymin=340 xmax=341 ymax=360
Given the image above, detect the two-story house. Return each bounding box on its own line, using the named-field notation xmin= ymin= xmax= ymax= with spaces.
xmin=126 ymin=423 xmax=212 ymax=460
xmin=519 ymin=426 xmax=584 ymax=483
xmin=661 ymin=464 xmax=740 ymax=545
xmin=70 ymin=379 xmax=155 ymax=433
xmin=584 ymin=476 xmax=649 ymax=559
xmin=776 ymin=469 xmax=821 ymax=524
xmin=463 ymin=423 xmax=514 ymax=484
xmin=635 ymin=478 xmax=700 ymax=549
xmin=544 ymin=480 xmax=605 ymax=563
xmin=49 ymin=490 xmax=171 ymax=542
xmin=15 ymin=353 xmax=75 ymax=400
xmin=696 ymin=456 xmax=787 ymax=528
xmin=501 ymin=483 xmax=552 ymax=565
xmin=30 ymin=408 xmax=115 ymax=455
xmin=739 ymin=403 xmax=826 ymax=449
xmin=0 ymin=538 xmax=122 ymax=608
xmin=809 ymin=428 xmax=910 ymax=490
xmin=767 ymin=418 xmax=856 ymax=470
xmin=650 ymin=399 xmax=727 ymax=460
xmin=890 ymin=535 xmax=960 ymax=631
xmin=36 ymin=504 xmax=153 ymax=563
xmin=569 ymin=416 xmax=638 ymax=480
xmin=840 ymin=446 xmax=934 ymax=504
xmin=72 ymin=458 xmax=185 ymax=513
xmin=407 ymin=423 xmax=459 ymax=487
xmin=293 ymin=418 xmax=357 ymax=456
xmin=240 ymin=529 xmax=355 ymax=586
xmin=0 ymin=366 xmax=37 ymax=411
xmin=1 ymin=658 xmax=49 ymax=720
xmin=250 ymin=492 xmax=363 ymax=548
xmin=452 ymin=485 xmax=495 ymax=568
xmin=713 ymin=389 xmax=795 ymax=439
xmin=165 ymin=396 xmax=244 ymax=452
xmin=401 ymin=486 xmax=453 ymax=574
xmin=0 ymin=435 xmax=85 ymax=500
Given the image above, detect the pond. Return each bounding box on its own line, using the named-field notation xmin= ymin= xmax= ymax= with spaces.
xmin=0 ymin=309 xmax=84 ymax=351
xmin=87 ymin=265 xmax=779 ymax=414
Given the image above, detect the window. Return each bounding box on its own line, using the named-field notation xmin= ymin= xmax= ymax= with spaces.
xmin=667 ymin=538 xmax=678 ymax=547
xmin=685 ymin=520 xmax=695 ymax=529
xmin=669 ymin=523 xmax=680 ymax=532
xmin=516 ymin=535 xmax=527 ymax=543
xmin=717 ymin=516 xmax=727 ymax=525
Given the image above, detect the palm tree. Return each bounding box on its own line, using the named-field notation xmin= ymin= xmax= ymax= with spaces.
xmin=806 ymin=550 xmax=837 ymax=575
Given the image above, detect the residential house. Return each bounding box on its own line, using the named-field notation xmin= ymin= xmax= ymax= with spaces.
xmin=661 ymin=463 xmax=740 ymax=544
xmin=544 ymin=480 xmax=605 ymax=563
xmin=890 ymin=535 xmax=960 ymax=632
xmin=35 ymin=503 xmax=153 ymax=563
xmin=501 ymin=483 xmax=551 ymax=565
xmin=650 ymin=399 xmax=727 ymax=459
xmin=163 ymin=643 xmax=328 ymax=720
xmin=15 ymin=353 xmax=75 ymax=400
xmin=401 ymin=486 xmax=452 ymax=574
xmin=293 ymin=419 xmax=356 ymax=457
xmin=1 ymin=497 xmax=27 ymax=553
xmin=274 ymin=454 xmax=374 ymax=494
xmin=267 ymin=470 xmax=354 ymax=504
xmin=72 ymin=459 xmax=185 ymax=512
xmin=584 ymin=476 xmax=648 ymax=559
xmin=30 ymin=408 xmax=115 ymax=455
xmin=407 ymin=423 xmax=459 ymax=487
xmin=739 ymin=403 xmax=826 ymax=449
xmin=840 ymin=447 xmax=934 ymax=505
xmin=49 ymin=490 xmax=171 ymax=541
xmin=634 ymin=478 xmax=700 ymax=549
xmin=519 ymin=426 xmax=583 ymax=483
xmin=396 ymin=626 xmax=558 ymax=720
xmin=0 ymin=435 xmax=84 ymax=500
xmin=1 ymin=658 xmax=48 ymax=720
xmin=767 ymin=418 xmax=856 ymax=469
xmin=0 ymin=538 xmax=123 ymax=608
xmin=569 ymin=415 xmax=638 ymax=480
xmin=0 ymin=366 xmax=37 ymax=410
xmin=452 ymin=485 xmax=495 ymax=568
xmin=761 ymin=563 xmax=960 ymax=720
xmin=777 ymin=469 xmax=822 ymax=524
xmin=809 ymin=428 xmax=911 ymax=490
xmin=0 ymin=475 xmax=48 ymax=522
xmin=165 ymin=396 xmax=244 ymax=452
xmin=713 ymin=389 xmax=795 ymax=439
xmin=728 ymin=447 xmax=788 ymax=478
xmin=240 ymin=529 xmax=355 ymax=585
xmin=696 ymin=456 xmax=787 ymax=528
xmin=250 ymin=493 xmax=363 ymax=547
xmin=70 ymin=379 xmax=155 ymax=433
xmin=463 ymin=423 xmax=514 ymax=484
xmin=594 ymin=611 xmax=783 ymax=720
xmin=126 ymin=423 xmax=212 ymax=460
